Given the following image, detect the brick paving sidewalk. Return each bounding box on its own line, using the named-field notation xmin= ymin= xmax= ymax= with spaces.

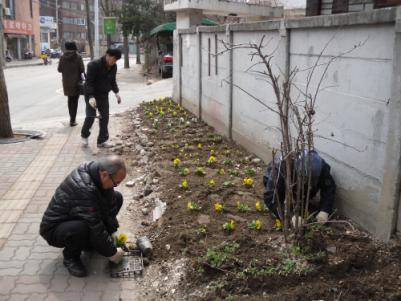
xmin=0 ymin=122 xmax=140 ymax=301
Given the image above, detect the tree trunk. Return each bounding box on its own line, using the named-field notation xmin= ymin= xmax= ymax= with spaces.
xmin=107 ymin=34 xmax=112 ymax=48
xmin=136 ymin=37 xmax=141 ymax=64
xmin=0 ymin=65 xmax=13 ymax=138
xmin=123 ymin=33 xmax=130 ymax=69
xmin=85 ymin=0 xmax=94 ymax=60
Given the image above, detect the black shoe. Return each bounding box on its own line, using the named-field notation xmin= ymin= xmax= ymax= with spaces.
xmin=70 ymin=121 xmax=78 ymax=127
xmin=63 ymin=257 xmax=87 ymax=277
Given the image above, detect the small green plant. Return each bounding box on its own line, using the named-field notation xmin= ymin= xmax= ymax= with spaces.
xmin=196 ymin=226 xmax=207 ymax=237
xmin=222 ymin=220 xmax=236 ymax=232
xmin=208 ymin=280 xmax=225 ymax=293
xmin=292 ymin=244 xmax=302 ymax=257
xmin=236 ymin=201 xmax=251 ymax=213
xmin=218 ymin=168 xmax=225 ymax=175
xmin=248 ymin=219 xmax=262 ymax=231
xmin=222 ymin=181 xmax=233 ymax=188
xmin=180 ymin=167 xmax=190 ymax=176
xmin=244 ymin=167 xmax=256 ymax=176
xmin=223 ymin=159 xmax=233 ymax=165
xmin=229 ymin=169 xmax=239 ymax=176
xmin=195 ymin=167 xmax=206 ymax=176
xmin=206 ymin=248 xmax=227 ymax=268
xmin=281 ymin=258 xmax=296 ymax=274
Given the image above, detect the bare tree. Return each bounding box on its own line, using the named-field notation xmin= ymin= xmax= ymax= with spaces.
xmin=85 ymin=0 xmax=94 ymax=60
xmin=221 ymin=34 xmax=365 ymax=239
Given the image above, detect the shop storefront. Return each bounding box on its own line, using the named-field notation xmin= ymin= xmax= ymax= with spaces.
xmin=2 ymin=19 xmax=34 ymax=60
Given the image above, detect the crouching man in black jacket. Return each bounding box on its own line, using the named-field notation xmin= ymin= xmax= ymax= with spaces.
xmin=263 ymin=150 xmax=336 ymax=226
xmin=40 ymin=156 xmax=127 ymax=277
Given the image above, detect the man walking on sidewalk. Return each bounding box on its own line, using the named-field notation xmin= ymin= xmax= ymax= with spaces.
xmin=81 ymin=48 xmax=122 ymax=148
xmin=39 ymin=156 xmax=127 ymax=277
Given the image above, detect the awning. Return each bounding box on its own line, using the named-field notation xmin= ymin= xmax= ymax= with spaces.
xmin=150 ymin=19 xmax=218 ymax=36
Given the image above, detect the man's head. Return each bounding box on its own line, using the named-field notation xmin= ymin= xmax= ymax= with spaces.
xmin=98 ymin=156 xmax=127 ymax=189
xmin=105 ymin=48 xmax=122 ymax=67
xmin=65 ymin=41 xmax=77 ymax=51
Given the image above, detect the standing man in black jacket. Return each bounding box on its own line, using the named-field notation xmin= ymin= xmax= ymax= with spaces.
xmin=40 ymin=156 xmax=127 ymax=277
xmin=81 ymin=48 xmax=122 ymax=148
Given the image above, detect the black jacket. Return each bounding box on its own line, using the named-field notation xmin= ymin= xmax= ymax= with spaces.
xmin=263 ymin=150 xmax=336 ymax=219
xmin=40 ymin=161 xmax=120 ymax=257
xmin=84 ymin=56 xmax=119 ymax=98
xmin=58 ymin=50 xmax=85 ymax=96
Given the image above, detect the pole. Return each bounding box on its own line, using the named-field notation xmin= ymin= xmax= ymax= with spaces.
xmin=94 ymin=0 xmax=99 ymax=58
xmin=55 ymin=0 xmax=59 ymax=45
xmin=0 ymin=3 xmax=4 ymax=67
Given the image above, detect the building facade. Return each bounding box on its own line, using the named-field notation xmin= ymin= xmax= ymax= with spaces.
xmin=306 ymin=0 xmax=401 ymax=15
xmin=1 ymin=0 xmax=40 ymax=59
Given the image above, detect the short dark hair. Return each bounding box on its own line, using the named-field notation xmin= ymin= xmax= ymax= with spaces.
xmin=106 ymin=48 xmax=122 ymax=60
xmin=65 ymin=41 xmax=77 ymax=51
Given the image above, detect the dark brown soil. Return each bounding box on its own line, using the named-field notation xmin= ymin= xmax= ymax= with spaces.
xmin=119 ymin=98 xmax=401 ymax=301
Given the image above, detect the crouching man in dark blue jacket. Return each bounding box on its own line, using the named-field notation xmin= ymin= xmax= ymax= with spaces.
xmin=40 ymin=156 xmax=127 ymax=277
xmin=263 ymin=150 xmax=336 ymax=226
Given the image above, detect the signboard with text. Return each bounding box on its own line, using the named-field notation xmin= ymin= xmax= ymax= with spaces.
xmin=3 ymin=20 xmax=33 ymax=35
xmin=103 ymin=17 xmax=117 ymax=35
xmin=39 ymin=16 xmax=56 ymax=29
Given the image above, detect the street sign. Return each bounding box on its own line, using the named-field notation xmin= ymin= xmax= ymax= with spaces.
xmin=103 ymin=17 xmax=116 ymax=35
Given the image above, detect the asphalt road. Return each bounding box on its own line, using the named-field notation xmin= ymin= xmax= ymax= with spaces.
xmin=4 ymin=57 xmax=172 ymax=129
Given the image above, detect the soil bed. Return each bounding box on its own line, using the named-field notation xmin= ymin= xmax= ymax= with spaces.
xmin=117 ymin=98 xmax=401 ymax=301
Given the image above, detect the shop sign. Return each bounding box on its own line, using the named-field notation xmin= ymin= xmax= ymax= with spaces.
xmin=3 ymin=20 xmax=33 ymax=35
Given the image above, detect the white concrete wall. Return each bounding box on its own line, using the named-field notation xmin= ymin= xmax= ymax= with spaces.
xmin=175 ymin=8 xmax=401 ymax=237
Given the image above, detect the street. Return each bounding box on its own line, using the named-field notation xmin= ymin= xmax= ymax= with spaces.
xmin=4 ymin=56 xmax=172 ymax=129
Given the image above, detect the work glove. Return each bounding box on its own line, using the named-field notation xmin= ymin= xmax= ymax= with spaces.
xmin=115 ymin=93 xmax=121 ymax=104
xmin=291 ymin=215 xmax=304 ymax=228
xmin=89 ymin=98 xmax=97 ymax=109
xmin=109 ymin=247 xmax=125 ymax=264
xmin=316 ymin=211 xmax=329 ymax=223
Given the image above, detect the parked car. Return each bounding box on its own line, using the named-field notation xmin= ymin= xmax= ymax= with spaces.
xmin=50 ymin=49 xmax=62 ymax=58
xmin=23 ymin=49 xmax=33 ymax=59
xmin=158 ymin=52 xmax=173 ymax=78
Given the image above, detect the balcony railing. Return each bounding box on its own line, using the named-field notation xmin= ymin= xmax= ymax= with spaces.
xmin=164 ymin=0 xmax=274 ymax=6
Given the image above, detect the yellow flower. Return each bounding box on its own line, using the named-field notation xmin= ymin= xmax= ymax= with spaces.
xmin=207 ymin=156 xmax=216 ymax=164
xmin=197 ymin=143 xmax=202 ymax=149
xmin=181 ymin=168 xmax=190 ymax=176
xmin=181 ymin=180 xmax=188 ymax=189
xmin=243 ymin=177 xmax=254 ymax=187
xmin=255 ymin=219 xmax=262 ymax=230
xmin=255 ymin=201 xmax=263 ymax=211
xmin=173 ymin=158 xmax=181 ymax=168
xmin=210 ymin=149 xmax=216 ymax=155
xmin=208 ymin=179 xmax=216 ymax=187
xmin=275 ymin=219 xmax=283 ymax=230
xmin=218 ymin=168 xmax=225 ymax=175
xmin=187 ymin=201 xmax=194 ymax=210
xmin=223 ymin=219 xmax=235 ymax=231
xmin=214 ymin=203 xmax=223 ymax=213
xmin=115 ymin=232 xmax=128 ymax=247
xmin=172 ymin=111 xmax=177 ymax=117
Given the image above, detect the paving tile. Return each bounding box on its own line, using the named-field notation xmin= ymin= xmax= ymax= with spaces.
xmin=25 ymin=293 xmax=47 ymax=301
xmin=0 ymin=199 xmax=30 ymax=210
xmin=0 ymin=275 xmax=18 ymax=294
xmin=7 ymin=240 xmax=35 ymax=248
xmin=48 ymin=274 xmax=69 ymax=293
xmin=12 ymin=283 xmax=48 ymax=294
xmin=11 ymin=223 xmax=31 ymax=235
xmin=21 ymin=260 xmax=42 ymax=276
xmin=0 ymin=246 xmax=16 ymax=260
xmin=45 ymin=292 xmax=82 ymax=301
xmin=8 ymin=294 xmax=30 ymax=301
xmin=13 ymin=247 xmax=32 ymax=261
xmin=0 ymin=223 xmax=16 ymax=239
xmin=0 ymin=210 xmax=23 ymax=223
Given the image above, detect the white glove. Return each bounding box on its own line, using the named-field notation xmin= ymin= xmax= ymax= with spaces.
xmin=109 ymin=247 xmax=125 ymax=264
xmin=89 ymin=98 xmax=97 ymax=109
xmin=115 ymin=93 xmax=121 ymax=104
xmin=291 ymin=215 xmax=304 ymax=228
xmin=316 ymin=211 xmax=329 ymax=223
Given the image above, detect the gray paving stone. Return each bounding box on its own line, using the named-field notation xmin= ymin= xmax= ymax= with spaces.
xmin=45 ymin=292 xmax=82 ymax=301
xmin=21 ymin=260 xmax=42 ymax=276
xmin=10 ymin=234 xmax=37 ymax=241
xmin=100 ymin=291 xmax=121 ymax=301
xmin=13 ymin=247 xmax=32 ymax=261
xmin=0 ymin=246 xmax=16 ymax=260
xmin=7 ymin=240 xmax=35 ymax=248
xmin=37 ymin=260 xmax=58 ymax=276
xmin=0 ymin=260 xmax=25 ymax=269
xmin=16 ymin=275 xmax=51 ymax=286
xmin=11 ymin=222 xmax=29 ymax=236
xmin=65 ymin=276 xmax=86 ymax=292
xmin=25 ymin=224 xmax=40 ymax=235
xmin=30 ymin=246 xmax=58 ymax=254
xmin=0 ymin=295 xmax=9 ymax=301
xmin=0 ymin=275 xmax=18 ymax=294
xmin=48 ymin=274 xmax=69 ymax=293
xmin=29 ymin=252 xmax=58 ymax=261
xmin=8 ymin=294 xmax=29 ymax=301
xmin=12 ymin=283 xmax=48 ymax=294
xmin=81 ymin=291 xmax=103 ymax=301
xmin=25 ymin=293 xmax=47 ymax=301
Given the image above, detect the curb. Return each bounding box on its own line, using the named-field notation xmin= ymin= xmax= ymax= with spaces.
xmin=4 ymin=62 xmax=43 ymax=69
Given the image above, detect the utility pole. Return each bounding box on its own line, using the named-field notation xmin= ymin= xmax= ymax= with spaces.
xmin=55 ymin=0 xmax=59 ymax=46
xmin=85 ymin=0 xmax=94 ymax=60
xmin=94 ymin=0 xmax=99 ymax=58
xmin=0 ymin=3 xmax=4 ymax=67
